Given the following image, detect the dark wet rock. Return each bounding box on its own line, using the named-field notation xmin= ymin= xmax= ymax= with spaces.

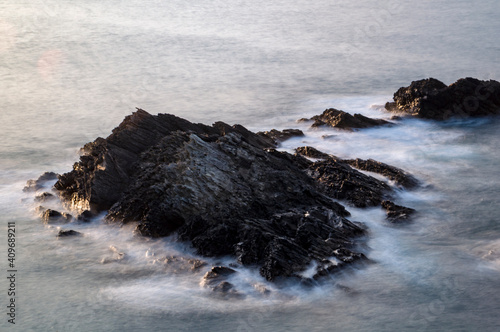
xmin=201 ymin=266 xmax=237 ymax=287
xmin=381 ymin=200 xmax=416 ymax=223
xmin=344 ymin=158 xmax=419 ymax=189
xmin=57 ymin=229 xmax=82 ymax=237
xmin=385 ymin=77 xmax=500 ymax=120
xmin=306 ymin=158 xmax=391 ymax=208
xmin=295 ymin=146 xmax=332 ymax=160
xmin=23 ymin=172 xmax=58 ymax=192
xmin=306 ymin=108 xmax=390 ymax=130
xmin=211 ymin=281 xmax=245 ymax=299
xmin=294 ymin=148 xmax=419 ymax=191
xmin=34 ymin=192 xmax=56 ymax=202
xmin=77 ymin=210 xmax=94 ymax=222
xmin=41 ymin=209 xmax=73 ymax=224
xmin=257 ymin=128 xmax=305 ymax=144
xmin=51 ymin=109 xmax=397 ymax=281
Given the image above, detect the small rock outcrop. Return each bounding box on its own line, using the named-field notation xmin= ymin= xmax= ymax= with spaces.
xmin=57 ymin=229 xmax=82 ymax=237
xmin=344 ymin=158 xmax=419 ymax=189
xmin=40 ymin=209 xmax=73 ymax=224
xmin=23 ymin=172 xmax=58 ymax=192
xmin=304 ymin=108 xmax=390 ymax=130
xmin=34 ymin=192 xmax=56 ymax=202
xmin=295 ymin=147 xmax=418 ymax=208
xmin=385 ymin=77 xmax=500 ymax=120
xmin=381 ymin=200 xmax=416 ymax=223
xmin=257 ymin=128 xmax=304 ymax=144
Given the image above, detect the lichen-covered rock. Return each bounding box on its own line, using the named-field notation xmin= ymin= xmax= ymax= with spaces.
xmin=385 ymin=77 xmax=500 ymax=120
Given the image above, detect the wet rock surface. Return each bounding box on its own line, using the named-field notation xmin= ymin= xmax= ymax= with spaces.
xmin=257 ymin=128 xmax=305 ymax=144
xmin=304 ymin=108 xmax=390 ymax=130
xmin=157 ymin=256 xmax=208 ymax=273
xmin=48 ymin=109 xmax=415 ymax=281
xmin=381 ymin=200 xmax=416 ymax=223
xmin=57 ymin=229 xmax=82 ymax=237
xmin=23 ymin=172 xmax=58 ymax=192
xmin=34 ymin=192 xmax=56 ymax=202
xmin=40 ymin=209 xmax=73 ymax=224
xmin=385 ymin=77 xmax=500 ymax=120
xmin=344 ymin=158 xmax=419 ymax=189
xmin=295 ymin=147 xmax=419 ymax=192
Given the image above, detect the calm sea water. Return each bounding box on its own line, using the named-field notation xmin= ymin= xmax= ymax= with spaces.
xmin=1 ymin=1 xmax=500 ymax=331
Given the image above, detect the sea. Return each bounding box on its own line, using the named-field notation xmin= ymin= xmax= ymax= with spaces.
xmin=1 ymin=1 xmax=500 ymax=331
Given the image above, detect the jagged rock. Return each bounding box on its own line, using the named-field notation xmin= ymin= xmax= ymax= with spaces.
xmin=385 ymin=77 xmax=500 ymax=120
xmin=34 ymin=192 xmax=56 ymax=202
xmin=41 ymin=209 xmax=73 ymax=224
xmin=344 ymin=158 xmax=419 ymax=189
xmin=23 ymin=172 xmax=58 ymax=192
xmin=306 ymin=108 xmax=390 ymax=130
xmin=295 ymin=146 xmax=332 ymax=160
xmin=51 ymin=109 xmax=407 ymax=281
xmin=57 ymin=229 xmax=82 ymax=237
xmin=306 ymin=158 xmax=391 ymax=208
xmin=294 ymin=148 xmax=419 ymax=190
xmin=201 ymin=266 xmax=237 ymax=287
xmin=257 ymin=128 xmax=305 ymax=144
xmin=381 ymin=200 xmax=416 ymax=223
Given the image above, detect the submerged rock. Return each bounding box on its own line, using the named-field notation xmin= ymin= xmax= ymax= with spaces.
xmin=385 ymin=77 xmax=500 ymax=120
xmin=57 ymin=229 xmax=82 ymax=237
xmin=201 ymin=266 xmax=237 ymax=287
xmin=101 ymin=245 xmax=127 ymax=264
xmin=41 ymin=209 xmax=73 ymax=224
xmin=50 ymin=109 xmax=413 ymax=281
xmin=34 ymin=192 xmax=56 ymax=202
xmin=306 ymin=108 xmax=390 ymax=130
xmin=157 ymin=256 xmax=208 ymax=273
xmin=23 ymin=172 xmax=58 ymax=192
xmin=381 ymin=200 xmax=416 ymax=223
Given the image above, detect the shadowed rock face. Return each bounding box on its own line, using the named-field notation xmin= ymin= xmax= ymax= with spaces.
xmin=385 ymin=77 xmax=500 ymax=120
xmin=52 ymin=109 xmax=409 ymax=281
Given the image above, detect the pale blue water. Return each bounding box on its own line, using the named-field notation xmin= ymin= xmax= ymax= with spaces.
xmin=1 ymin=1 xmax=500 ymax=331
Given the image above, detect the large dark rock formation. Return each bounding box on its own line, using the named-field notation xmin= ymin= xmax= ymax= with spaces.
xmin=385 ymin=77 xmax=500 ymax=120
xmin=51 ymin=109 xmax=414 ymax=281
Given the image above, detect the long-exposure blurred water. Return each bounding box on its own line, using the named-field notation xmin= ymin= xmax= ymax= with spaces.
xmin=1 ymin=1 xmax=500 ymax=331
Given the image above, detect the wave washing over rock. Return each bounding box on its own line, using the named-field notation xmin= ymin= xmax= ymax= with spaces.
xmin=27 ymin=77 xmax=500 ymax=293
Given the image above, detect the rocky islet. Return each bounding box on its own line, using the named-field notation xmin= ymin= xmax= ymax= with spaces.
xmin=27 ymin=77 xmax=500 ymax=287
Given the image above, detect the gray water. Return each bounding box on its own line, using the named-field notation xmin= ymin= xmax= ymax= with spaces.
xmin=1 ymin=1 xmax=500 ymax=331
